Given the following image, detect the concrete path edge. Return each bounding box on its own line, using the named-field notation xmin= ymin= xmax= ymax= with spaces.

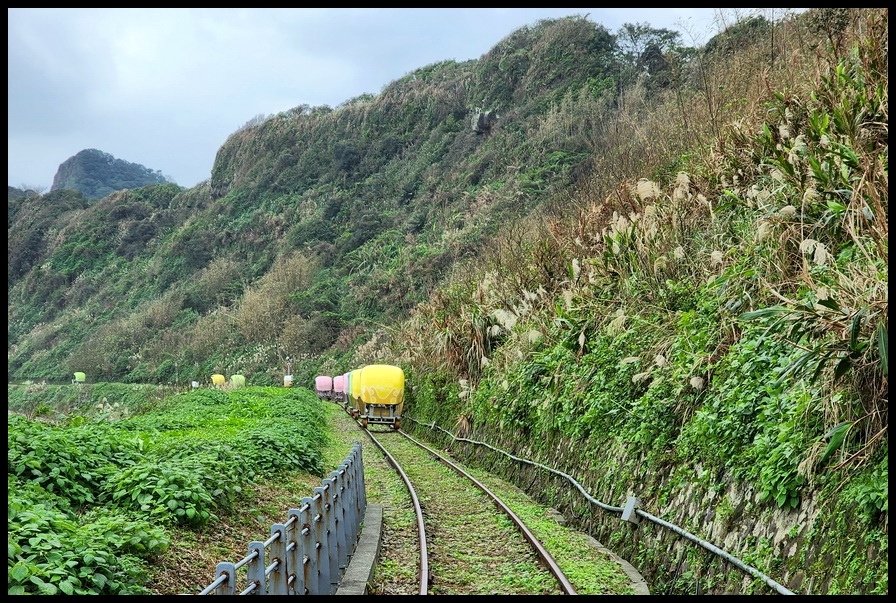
xmin=335 ymin=504 xmax=384 ymax=595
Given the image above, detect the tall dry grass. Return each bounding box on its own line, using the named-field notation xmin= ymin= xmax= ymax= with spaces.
xmin=390 ymin=8 xmax=888 ymax=467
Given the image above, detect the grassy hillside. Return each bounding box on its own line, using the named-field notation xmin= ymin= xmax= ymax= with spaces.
xmin=8 ymin=15 xmax=680 ymax=385
xmin=389 ymin=8 xmax=887 ymax=594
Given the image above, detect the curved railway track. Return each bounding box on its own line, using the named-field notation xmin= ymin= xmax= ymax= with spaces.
xmin=360 ymin=420 xmax=577 ymax=595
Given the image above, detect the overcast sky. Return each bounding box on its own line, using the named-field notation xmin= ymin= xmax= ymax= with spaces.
xmin=8 ymin=8 xmax=769 ymax=190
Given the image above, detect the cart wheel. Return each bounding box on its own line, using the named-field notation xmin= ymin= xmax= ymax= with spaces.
xmin=361 ymin=418 xmax=368 ymax=429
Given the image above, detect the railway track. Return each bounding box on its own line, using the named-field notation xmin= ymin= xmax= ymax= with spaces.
xmin=362 ymin=425 xmax=430 ymax=595
xmin=361 ymin=423 xmax=577 ymax=595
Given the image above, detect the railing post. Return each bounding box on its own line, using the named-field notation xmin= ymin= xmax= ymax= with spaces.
xmin=330 ymin=467 xmax=349 ymax=576
xmin=355 ymin=445 xmax=365 ymax=535
xmin=317 ymin=483 xmax=336 ymax=594
xmin=318 ymin=487 xmax=333 ymax=593
xmin=342 ymin=457 xmax=357 ymax=555
xmin=287 ymin=509 xmax=304 ymax=595
xmin=247 ymin=541 xmax=266 ymax=595
xmin=358 ymin=444 xmax=367 ymax=517
xmin=353 ymin=444 xmax=364 ymax=533
xmin=311 ymin=490 xmax=332 ymax=594
xmin=357 ymin=443 xmax=367 ymax=519
xmin=269 ymin=524 xmax=288 ymax=595
xmin=300 ymin=497 xmax=319 ymax=595
xmin=214 ymin=562 xmax=236 ymax=595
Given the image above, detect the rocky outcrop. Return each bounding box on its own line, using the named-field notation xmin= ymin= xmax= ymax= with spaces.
xmin=472 ymin=109 xmax=498 ymax=134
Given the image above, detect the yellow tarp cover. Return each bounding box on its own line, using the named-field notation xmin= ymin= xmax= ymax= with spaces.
xmin=350 ymin=369 xmax=363 ymax=399
xmin=73 ymin=372 xmax=86 ymax=383
xmin=211 ymin=374 xmax=226 ymax=386
xmin=350 ymin=369 xmax=364 ymax=412
xmin=231 ymin=374 xmax=246 ymax=388
xmin=359 ymin=364 xmax=405 ymax=406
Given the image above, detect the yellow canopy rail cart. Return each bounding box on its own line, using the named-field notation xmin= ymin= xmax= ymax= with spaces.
xmin=358 ymin=364 xmax=405 ymax=430
xmin=72 ymin=372 xmax=86 ymax=384
xmin=344 ymin=372 xmax=353 ymax=415
xmin=230 ymin=374 xmax=246 ymax=388
xmin=349 ymin=369 xmax=364 ymax=419
xmin=211 ymin=374 xmax=226 ymax=387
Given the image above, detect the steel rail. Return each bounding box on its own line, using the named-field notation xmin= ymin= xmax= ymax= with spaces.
xmin=362 ymin=428 xmax=430 ymax=595
xmin=395 ymin=429 xmax=577 ymax=595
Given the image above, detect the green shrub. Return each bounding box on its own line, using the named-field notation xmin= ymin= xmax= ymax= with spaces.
xmin=7 ymin=417 xmax=140 ymax=507
xmin=105 ymin=458 xmax=216 ymax=526
xmin=8 ymin=477 xmax=169 ymax=595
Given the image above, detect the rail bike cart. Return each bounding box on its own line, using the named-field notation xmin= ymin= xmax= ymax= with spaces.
xmin=349 ymin=369 xmax=364 ymax=418
xmin=332 ymin=374 xmax=346 ymax=403
xmin=358 ymin=364 xmax=405 ymax=430
xmin=314 ymin=375 xmax=333 ymax=400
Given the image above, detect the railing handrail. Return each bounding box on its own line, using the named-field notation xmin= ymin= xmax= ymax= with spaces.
xmin=198 ymin=443 xmax=366 ymax=596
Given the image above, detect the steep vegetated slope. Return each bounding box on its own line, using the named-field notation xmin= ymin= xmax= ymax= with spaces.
xmin=50 ymin=148 xmax=171 ymax=201
xmin=385 ymin=8 xmax=887 ymax=595
xmin=10 ymin=15 xmax=659 ymax=383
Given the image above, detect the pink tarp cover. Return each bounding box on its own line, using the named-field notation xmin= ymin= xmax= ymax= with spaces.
xmin=333 ymin=375 xmax=345 ymax=393
xmin=315 ymin=375 xmax=333 ymax=391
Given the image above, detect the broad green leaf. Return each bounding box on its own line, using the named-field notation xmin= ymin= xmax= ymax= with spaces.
xmin=826 ymin=200 xmax=846 ymax=214
xmin=833 ymin=356 xmax=852 ymax=382
xmin=816 ymin=298 xmax=840 ymax=312
xmin=820 ymin=421 xmax=851 ymax=465
xmin=833 ymin=142 xmax=860 ymax=169
xmin=849 ymin=311 xmax=864 ymax=352
xmin=11 ymin=564 xmax=29 ymax=582
xmin=59 ymin=580 xmax=74 ymax=595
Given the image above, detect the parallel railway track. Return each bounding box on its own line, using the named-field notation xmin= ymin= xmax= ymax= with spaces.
xmin=361 ymin=421 xmax=577 ymax=595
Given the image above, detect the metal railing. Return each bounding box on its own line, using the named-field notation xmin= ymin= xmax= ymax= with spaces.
xmin=407 ymin=416 xmax=795 ymax=595
xmin=199 ymin=443 xmax=367 ymax=595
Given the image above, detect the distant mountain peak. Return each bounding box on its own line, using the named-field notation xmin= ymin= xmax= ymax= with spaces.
xmin=50 ymin=148 xmax=172 ymax=200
